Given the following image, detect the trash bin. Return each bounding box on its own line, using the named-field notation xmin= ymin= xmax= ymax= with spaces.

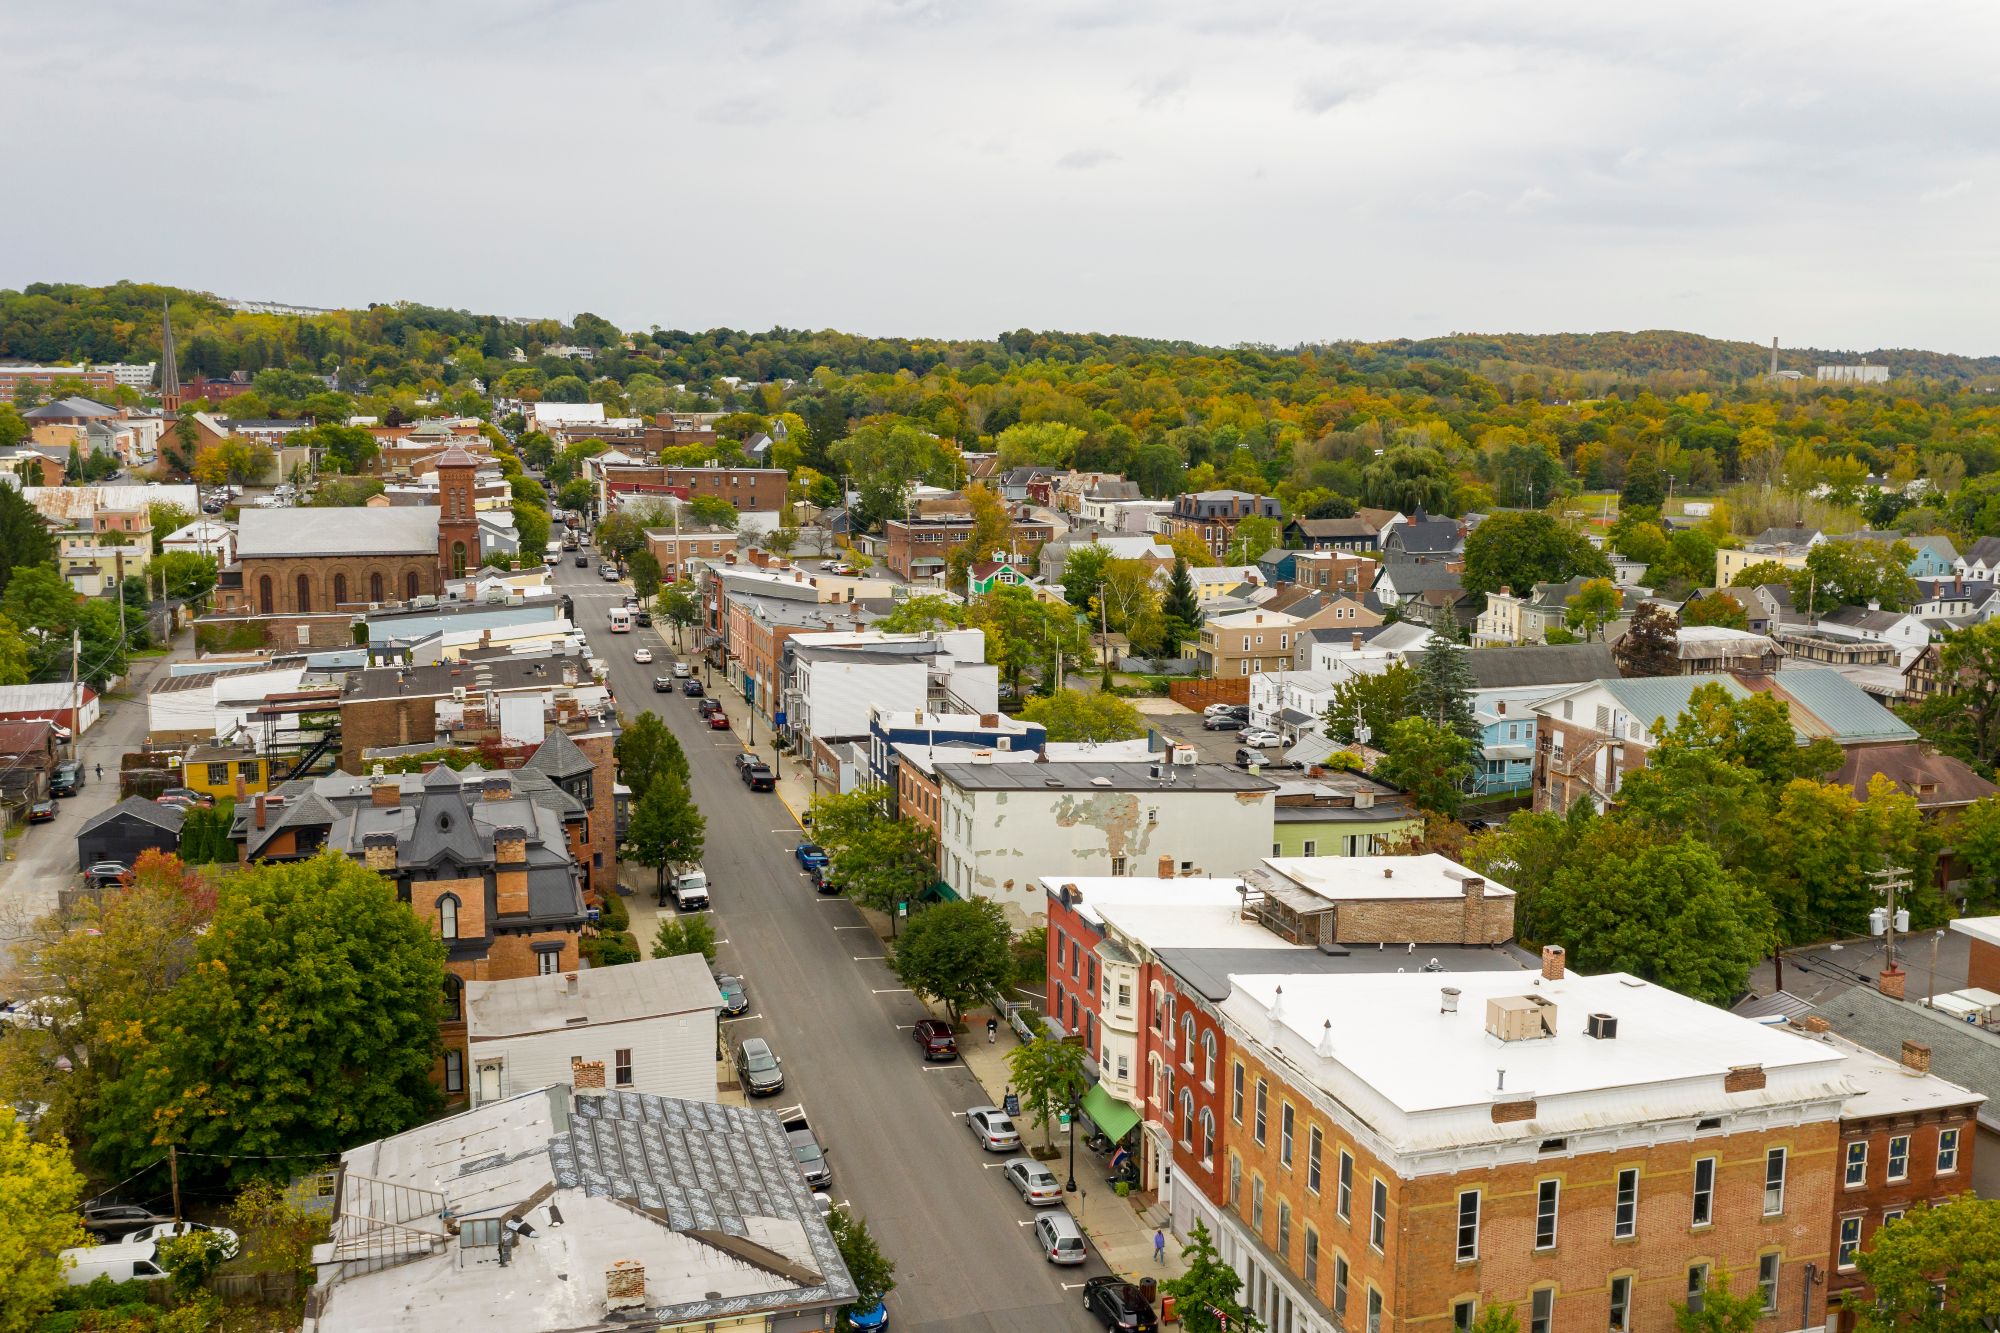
xmin=1160 ymin=1293 xmax=1178 ymax=1324
xmin=1140 ymin=1277 xmax=1158 ymax=1306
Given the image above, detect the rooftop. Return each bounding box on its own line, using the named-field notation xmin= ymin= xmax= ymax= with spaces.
xmin=1802 ymin=1029 xmax=1986 ymax=1121
xmin=934 ymin=760 xmax=1274 ymax=794
xmin=237 ymin=506 xmax=440 ymax=559
xmin=1808 ymin=984 xmax=2000 ymax=1133
xmin=467 ymin=955 xmax=721 ymax=1040
xmin=320 ymin=1084 xmax=854 ymax=1331
xmin=1258 ymin=854 xmax=1513 ymax=903
xmin=344 ymin=653 xmax=580 ymax=702
xmin=1461 ymin=642 xmax=1616 ymax=690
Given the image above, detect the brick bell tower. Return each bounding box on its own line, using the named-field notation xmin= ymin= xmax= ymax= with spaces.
xmin=434 ymin=445 xmax=481 ymax=582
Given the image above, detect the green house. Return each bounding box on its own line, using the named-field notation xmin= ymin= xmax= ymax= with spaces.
xmin=1266 ymin=771 xmax=1421 ymax=857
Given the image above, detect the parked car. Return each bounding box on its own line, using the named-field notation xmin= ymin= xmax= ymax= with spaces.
xmin=654 ymin=676 xmax=673 ymax=693
xmin=733 ymin=1036 xmax=784 ymax=1096
xmin=1234 ymin=747 xmax=1267 ymax=768
xmin=809 ymin=863 xmax=840 ymax=895
xmin=1202 ymin=715 xmax=1245 ymax=731
xmin=59 ymin=1240 xmax=167 ymax=1286
xmin=155 ymin=793 xmax=198 ymax=811
xmin=1082 ymin=1276 xmax=1159 ymax=1331
xmin=778 ymin=1106 xmax=832 ymax=1189
xmin=26 ymin=798 xmax=56 ymax=823
xmin=795 ymin=842 xmax=829 ymax=871
xmin=120 ymin=1221 xmax=240 ymax=1259
xmin=157 ymin=787 xmax=213 ymax=807
xmin=965 ymin=1105 xmax=1021 ymax=1152
xmin=1003 ymin=1156 xmax=1064 ymax=1205
xmin=1202 ymin=702 xmax=1238 ymax=718
xmin=848 ymin=1301 xmax=888 ymax=1330
xmin=50 ymin=760 xmax=84 ymax=796
xmin=633 ymin=647 xmax=653 ymax=664
xmin=672 ymin=661 xmax=692 ymax=678
xmin=714 ymin=974 xmax=749 ymax=1016
xmin=708 ymin=711 xmax=730 ymax=730
xmin=599 ymin=564 xmax=620 ymax=581
xmin=80 ymin=1202 xmax=173 ymax=1237
xmin=634 ymin=610 xmax=652 ymax=627
xmin=84 ymin=862 xmax=128 ymax=889
xmin=741 ymin=761 xmax=774 ymax=791
xmin=913 ymin=1018 xmax=957 ymax=1061
xmin=682 ymin=679 xmax=705 ymax=698
xmin=1241 ymin=729 xmax=1283 ymax=747
xmin=697 ymin=697 xmax=721 ymax=717
xmin=1033 ymin=1212 xmax=1088 ymax=1265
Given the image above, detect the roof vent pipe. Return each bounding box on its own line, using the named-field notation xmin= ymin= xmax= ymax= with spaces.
xmin=1441 ymin=987 xmax=1461 ymax=1013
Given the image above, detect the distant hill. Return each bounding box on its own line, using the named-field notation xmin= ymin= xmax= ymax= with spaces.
xmin=1324 ymin=330 xmax=2000 ymax=383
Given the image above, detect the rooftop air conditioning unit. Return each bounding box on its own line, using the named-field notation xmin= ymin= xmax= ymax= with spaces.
xmin=1171 ymin=745 xmax=1198 ymax=766
xmin=452 ymin=686 xmax=466 ymax=703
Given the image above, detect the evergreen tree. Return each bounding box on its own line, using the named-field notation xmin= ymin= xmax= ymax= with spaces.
xmin=1161 ymin=555 xmax=1201 ymax=651
xmin=0 ymin=483 xmax=55 ymax=600
xmin=1411 ymin=637 xmax=1480 ymax=741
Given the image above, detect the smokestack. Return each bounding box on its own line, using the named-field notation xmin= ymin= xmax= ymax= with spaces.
xmin=1771 ymin=337 xmax=1779 ymax=375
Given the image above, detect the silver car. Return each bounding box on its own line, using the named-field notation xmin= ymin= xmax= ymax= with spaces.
xmin=966 ymin=1105 xmax=1021 ymax=1152
xmin=1003 ymin=1157 xmax=1063 ymax=1206
xmin=1033 ymin=1211 xmax=1088 ymax=1265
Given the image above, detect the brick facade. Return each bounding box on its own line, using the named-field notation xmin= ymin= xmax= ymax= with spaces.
xmin=1532 ymin=715 xmax=1649 ymax=814
xmin=1827 ymin=1096 xmax=1980 ymax=1326
xmin=214 ymin=553 xmax=441 ymax=618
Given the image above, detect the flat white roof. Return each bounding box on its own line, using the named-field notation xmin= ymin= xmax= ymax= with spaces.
xmin=1041 ymin=875 xmax=1250 ymax=943
xmin=1804 ymin=1030 xmax=1986 ymax=1120
xmin=467 ymin=955 xmax=719 ymax=1039
xmin=1262 ymin=854 xmax=1515 ymax=902
xmin=1221 ymin=970 xmax=1849 ymax=1155
xmin=1950 ymin=915 xmax=2000 ymax=949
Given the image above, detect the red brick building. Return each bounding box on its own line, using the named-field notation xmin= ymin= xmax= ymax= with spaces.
xmin=882 ymin=512 xmax=1057 ymax=581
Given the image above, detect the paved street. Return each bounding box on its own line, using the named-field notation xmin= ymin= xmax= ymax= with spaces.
xmin=557 ymin=555 xmax=1110 ymax=1333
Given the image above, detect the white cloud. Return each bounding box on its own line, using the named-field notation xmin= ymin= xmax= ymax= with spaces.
xmin=1 ymin=0 xmax=1997 ymax=353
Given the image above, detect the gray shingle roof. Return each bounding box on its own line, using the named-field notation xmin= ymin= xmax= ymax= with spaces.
xmin=1379 ymin=560 xmax=1463 ymax=595
xmin=1809 ymin=984 xmax=2000 ymax=1132
xmin=522 ymin=727 xmax=594 ymax=781
xmin=78 ymin=795 xmax=186 ymax=836
xmin=1462 ymin=643 xmax=1618 ymax=689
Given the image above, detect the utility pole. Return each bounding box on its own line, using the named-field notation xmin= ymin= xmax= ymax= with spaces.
xmin=168 ymin=1146 xmax=182 ymax=1222
xmin=1870 ymin=865 xmax=1912 ymax=987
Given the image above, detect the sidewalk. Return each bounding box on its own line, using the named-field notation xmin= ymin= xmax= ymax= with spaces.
xmin=709 ymin=652 xmax=1181 ymax=1281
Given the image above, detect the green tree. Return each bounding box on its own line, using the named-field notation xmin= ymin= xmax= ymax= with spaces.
xmin=1952 ymin=795 xmax=2000 ymax=912
xmin=626 ymin=773 xmax=707 ymax=906
xmin=296 ymin=423 xmax=379 ymax=474
xmin=146 ymin=502 xmax=194 ymax=553
xmin=628 ymin=548 xmax=662 ymax=601
xmin=1792 ymin=538 xmax=1919 ymax=615
xmin=0 ymin=483 xmax=55 ymax=600
xmin=178 ymin=801 xmax=238 ymax=864
xmin=994 ymin=420 xmax=1085 ymax=469
xmin=1854 ymin=1196 xmax=2000 ymax=1333
xmin=875 ymin=594 xmax=970 ymax=633
xmin=828 ymin=418 xmax=961 ymax=531
xmin=1161 ymin=555 xmax=1201 ymax=649
xmin=1470 ymin=1304 xmax=1521 ymax=1333
xmin=1361 ymin=443 xmax=1456 ymax=515
xmin=1903 ymin=622 xmax=2000 ymax=767
xmin=512 ymin=496 xmax=549 ymax=560
xmin=1324 ymin=662 xmax=1417 ymax=746
xmin=890 ymin=897 xmax=1013 ymax=1026
xmin=828 ymin=1209 xmax=897 ymax=1328
xmin=1225 ymin=514 xmax=1284 ymax=565
xmin=88 ymin=852 xmax=445 ymax=1183
xmin=1622 ymin=453 xmax=1667 ymax=509
xmin=1461 ymin=511 xmax=1610 ymax=598
xmin=688 ymin=495 xmax=739 ymax=528
xmin=659 ymin=580 xmax=700 ymax=648
xmin=1411 ymin=638 xmax=1480 ymax=741
xmin=1007 ymin=1023 xmax=1087 ymax=1151
xmin=807 ymin=784 xmax=936 ymax=914
xmin=946 ymin=482 xmax=1014 ymax=590
xmin=1723 ymin=560 xmax=1797 ymax=590
xmin=1681 ymin=591 xmax=1748 ymax=629
xmin=616 ymin=711 xmax=688 ymax=799
xmin=652 ymin=914 xmax=718 ymax=963
xmin=1019 ymin=689 xmax=1144 ymax=742
xmin=0 ymin=402 xmax=25 ymax=449
xmin=1375 ymin=716 xmax=1475 ymax=818
xmin=1673 ymin=1269 xmax=1769 ymax=1333
xmin=558 ymin=478 xmax=593 ymax=513
xmin=153 ymin=550 xmax=219 ymax=601
xmin=1162 ymin=1221 xmax=1262 ymax=1333
xmin=0 ymin=1105 xmax=87 ymax=1333
xmin=1061 ymin=543 xmax=1113 ymax=610
xmin=1565 ymin=577 xmax=1624 ymax=641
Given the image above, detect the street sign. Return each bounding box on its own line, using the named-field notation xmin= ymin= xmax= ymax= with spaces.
xmin=1058 ymin=1110 xmax=1071 ymax=1127
xmin=897 ymin=901 xmax=908 ymax=917
xmin=1003 ymin=1093 xmax=1020 ymax=1117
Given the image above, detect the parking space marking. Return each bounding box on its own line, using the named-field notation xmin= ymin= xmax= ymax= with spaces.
xmin=852 ymin=955 xmax=885 ymax=962
xmin=894 ymin=1024 xmax=915 ymax=1029
xmin=832 ymin=924 xmax=872 ymax=930
xmin=718 ymin=1013 xmax=763 ymax=1023
xmin=871 ymin=987 xmax=911 ymax=993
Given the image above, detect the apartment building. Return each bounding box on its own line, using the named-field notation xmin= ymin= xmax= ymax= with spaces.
xmin=1162 ymin=490 xmax=1283 ymax=560
xmin=1213 ymin=952 xmax=1850 ymax=1333
xmin=882 ymin=511 xmax=1058 ymax=581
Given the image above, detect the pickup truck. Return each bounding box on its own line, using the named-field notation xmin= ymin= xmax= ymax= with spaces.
xmin=736 ymin=755 xmax=774 ymax=791
xmin=671 ymin=867 xmax=709 ymax=911
xmin=776 ymin=1106 xmax=831 ymax=1190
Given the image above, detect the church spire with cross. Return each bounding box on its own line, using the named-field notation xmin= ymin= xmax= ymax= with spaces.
xmin=158 ymin=302 xmax=181 ymax=411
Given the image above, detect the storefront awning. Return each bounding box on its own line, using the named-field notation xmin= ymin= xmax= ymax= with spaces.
xmin=921 ymin=880 xmax=959 ymax=904
xmin=1081 ymin=1083 xmax=1141 ymax=1142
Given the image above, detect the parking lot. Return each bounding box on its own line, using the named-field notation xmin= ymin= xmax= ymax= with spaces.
xmin=1135 ymin=698 xmax=1285 ymax=767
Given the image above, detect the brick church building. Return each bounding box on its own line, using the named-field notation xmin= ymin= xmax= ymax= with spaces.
xmin=211 ymin=447 xmax=486 ymax=647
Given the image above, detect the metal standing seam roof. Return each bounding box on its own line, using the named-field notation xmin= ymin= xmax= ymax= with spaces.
xmin=1592 ymin=674 xmax=1752 ymax=730
xmin=1758 ymin=667 xmax=1919 ymax=743
xmin=235 ymin=506 xmax=440 ymax=558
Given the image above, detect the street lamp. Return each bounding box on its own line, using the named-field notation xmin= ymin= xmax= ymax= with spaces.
xmin=1064 ymin=1093 xmax=1079 ymax=1193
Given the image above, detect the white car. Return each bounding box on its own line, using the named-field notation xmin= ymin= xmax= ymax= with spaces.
xmin=1203 ymin=702 xmax=1239 ymax=718
xmin=1242 ymin=730 xmax=1283 ymax=748
xmin=965 ymin=1105 xmax=1021 ymax=1152
xmin=633 ymin=647 xmax=653 ymax=664
xmin=672 ymin=662 xmax=691 ymax=678
xmin=1003 ymin=1157 xmax=1064 ymax=1206
xmin=120 ymin=1220 xmax=240 ymax=1259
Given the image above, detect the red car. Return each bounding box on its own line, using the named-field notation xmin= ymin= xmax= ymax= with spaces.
xmin=913 ymin=1019 xmax=957 ymax=1061
xmin=708 ymin=711 xmax=730 ymax=730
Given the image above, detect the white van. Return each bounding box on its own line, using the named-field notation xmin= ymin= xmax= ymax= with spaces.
xmin=61 ymin=1240 xmax=167 ymax=1286
xmin=544 ymin=541 xmax=562 ymax=567
xmin=672 ymin=867 xmax=710 ymax=911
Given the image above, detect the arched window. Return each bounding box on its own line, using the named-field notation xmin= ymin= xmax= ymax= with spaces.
xmin=1150 ymin=1054 xmax=1165 ymax=1106
xmin=405 ymin=571 xmax=420 ymax=601
xmin=258 ymin=575 xmax=273 ymax=614
xmin=295 ymin=574 xmax=311 ymax=613
xmin=1180 ymin=1088 xmax=1195 ymax=1146
xmin=444 ymin=975 xmax=463 ymax=1021
xmin=370 ymin=573 xmax=383 ymax=603
xmin=1203 ymin=1030 xmax=1217 ymax=1086
xmin=1055 ymin=982 xmax=1067 ymax=1023
xmin=333 ymin=573 xmax=347 ymax=606
xmin=1201 ymin=1108 xmax=1216 ymax=1161
xmin=438 ymin=894 xmax=460 ymax=940
xmin=451 ymin=540 xmax=468 ymax=578
xmin=1182 ymin=1014 xmax=1197 ymax=1068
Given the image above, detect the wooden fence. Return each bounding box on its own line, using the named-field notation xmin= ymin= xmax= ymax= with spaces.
xmin=1166 ymin=677 xmax=1249 ymax=710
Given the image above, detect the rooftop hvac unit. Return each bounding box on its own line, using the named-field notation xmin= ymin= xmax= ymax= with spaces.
xmin=1486 ymin=994 xmax=1557 ymax=1042
xmin=451 ymin=686 xmax=466 ymax=703
xmin=1586 ymin=1013 xmax=1619 ymax=1040
xmin=1171 ymin=745 xmax=1198 ymax=766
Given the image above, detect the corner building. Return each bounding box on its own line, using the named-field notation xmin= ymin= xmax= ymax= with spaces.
xmin=1209 ymin=952 xmax=1847 ymax=1333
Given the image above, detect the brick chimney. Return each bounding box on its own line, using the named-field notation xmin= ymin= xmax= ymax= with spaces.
xmin=483 ymin=776 xmax=511 ymax=802
xmin=254 ymin=792 xmax=267 ymax=829
xmin=362 ymin=832 xmax=398 ymax=872
xmin=494 ymin=826 xmax=528 ymax=866
xmin=605 ymin=1260 xmax=646 ymax=1312
xmin=572 ymin=1056 xmax=606 ymax=1094
xmin=1901 ymin=1039 xmax=1932 ymax=1076
xmin=1158 ymin=854 xmax=1174 ymax=879
xmin=1800 ymin=1015 xmax=1831 ymax=1033
xmin=373 ymin=781 xmax=401 ymax=808
xmin=1724 ymin=1063 xmax=1767 ymax=1093
xmin=1878 ymin=967 xmax=1907 ymax=1000
xmin=1540 ymin=944 xmax=1565 ymax=981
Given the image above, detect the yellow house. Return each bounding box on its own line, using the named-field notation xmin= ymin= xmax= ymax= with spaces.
xmin=180 ymin=744 xmax=281 ymax=801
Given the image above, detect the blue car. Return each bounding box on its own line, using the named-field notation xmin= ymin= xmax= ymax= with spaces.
xmin=848 ymin=1300 xmax=888 ymax=1330
xmin=795 ymin=842 xmax=829 ymax=871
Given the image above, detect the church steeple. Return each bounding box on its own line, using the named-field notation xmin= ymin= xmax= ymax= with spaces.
xmin=158 ymin=302 xmax=182 ymax=411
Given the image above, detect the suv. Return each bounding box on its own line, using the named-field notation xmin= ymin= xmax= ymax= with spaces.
xmin=1083 ymin=1276 xmax=1159 ymax=1330
xmin=1033 ymin=1212 xmax=1088 ymax=1265
xmin=654 ymin=676 xmax=673 ymax=693
xmin=733 ymin=1037 xmax=784 ymax=1096
xmin=81 ymin=1202 xmax=173 ymax=1238
xmin=913 ymin=1019 xmax=957 ymax=1061
xmin=50 ymin=761 xmax=83 ymax=797
xmin=84 ymin=862 xmax=128 ymax=889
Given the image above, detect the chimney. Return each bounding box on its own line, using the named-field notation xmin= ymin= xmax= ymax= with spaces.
xmin=1541 ymin=945 xmax=1566 ymax=981
xmin=254 ymin=792 xmax=267 ymax=829
xmin=1724 ymin=1063 xmax=1767 ymax=1093
xmin=980 ymin=714 xmax=999 ymax=728
xmin=1351 ymin=632 xmax=1362 ymax=651
xmin=362 ymin=832 xmax=398 ymax=872
xmin=1382 ymin=866 xmax=1393 ymax=879
xmin=1158 ymin=854 xmax=1174 ymax=879
xmin=565 ymin=972 xmax=580 ymax=997
xmin=571 ymin=1056 xmax=607 ymax=1094
xmin=605 ymin=1260 xmax=646 ymax=1312
xmin=373 ymin=781 xmax=401 ymax=808
xmin=483 ymin=776 xmax=511 ymax=801
xmin=1901 ymin=1039 xmax=1932 ymax=1076
xmin=1800 ymin=1015 xmax=1831 ymax=1034
xmin=1878 ymin=967 xmax=1907 ymax=1000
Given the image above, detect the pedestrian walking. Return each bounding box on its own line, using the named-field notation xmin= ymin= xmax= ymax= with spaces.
xmin=94 ymin=763 xmax=102 ymax=781
xmin=1153 ymin=1229 xmax=1166 ymax=1265
xmin=987 ymin=1016 xmax=999 ymax=1043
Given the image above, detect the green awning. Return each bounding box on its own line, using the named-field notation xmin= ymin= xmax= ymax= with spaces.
xmin=1081 ymin=1084 xmax=1141 ymax=1142
xmin=921 ymin=880 xmax=959 ymax=904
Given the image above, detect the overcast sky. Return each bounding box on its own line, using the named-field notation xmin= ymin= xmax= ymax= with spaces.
xmin=6 ymin=1 xmax=1997 ymax=353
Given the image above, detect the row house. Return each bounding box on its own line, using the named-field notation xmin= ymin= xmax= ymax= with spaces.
xmin=1162 ymin=490 xmax=1283 ymax=560
xmin=881 ymin=511 xmax=1058 ymax=581
xmin=1196 ymin=598 xmax=1377 ymax=677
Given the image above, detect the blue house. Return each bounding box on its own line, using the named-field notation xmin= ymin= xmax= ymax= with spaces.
xmin=1462 ymin=643 xmax=1620 ymax=796
xmin=866 ymin=707 xmax=1046 ymax=787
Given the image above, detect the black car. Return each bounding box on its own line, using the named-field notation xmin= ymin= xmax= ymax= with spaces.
xmin=1202 ymin=715 xmax=1245 ymax=731
xmin=654 ymin=676 xmax=673 ymax=693
xmin=634 ymin=609 xmax=652 ymax=627
xmin=741 ymin=762 xmax=774 ymax=792
xmin=682 ymin=679 xmax=705 ymax=697
xmin=1082 ymin=1277 xmax=1160 ymax=1332
xmin=733 ymin=1037 xmax=784 ymax=1096
xmin=50 ymin=761 xmax=83 ymax=797
xmin=575 ymin=553 xmax=589 ymax=567
xmin=810 ymin=863 xmax=840 ymax=895
xmin=26 ymin=799 xmax=56 ymax=823
xmin=697 ymin=698 xmax=722 ymax=718
xmin=714 ymin=973 xmax=749 ymax=1016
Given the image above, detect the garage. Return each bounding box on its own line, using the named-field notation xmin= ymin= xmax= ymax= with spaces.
xmin=75 ymin=797 xmax=184 ymax=872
